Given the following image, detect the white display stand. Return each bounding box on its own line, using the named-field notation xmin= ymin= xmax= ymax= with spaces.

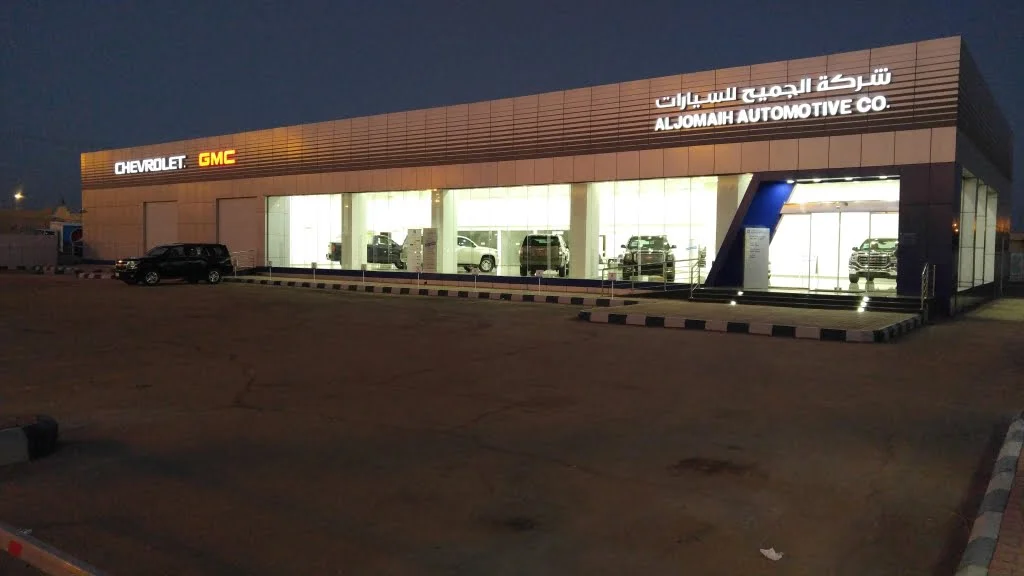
xmin=404 ymin=229 xmax=424 ymax=272
xmin=420 ymin=228 xmax=438 ymax=273
xmin=743 ymin=226 xmax=770 ymax=290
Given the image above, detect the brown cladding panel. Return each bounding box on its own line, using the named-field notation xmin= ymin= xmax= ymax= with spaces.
xmin=957 ymin=44 xmax=1013 ymax=178
xmin=83 ymin=37 xmax=982 ymax=189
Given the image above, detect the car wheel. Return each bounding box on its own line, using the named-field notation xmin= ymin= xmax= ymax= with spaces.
xmin=667 ymin=274 xmax=675 ymax=283
xmin=395 ymin=261 xmax=407 ymax=270
xmin=557 ymin=266 xmax=566 ymax=277
xmin=143 ymin=270 xmax=160 ymax=286
xmin=520 ymin=265 xmax=527 ymax=276
xmin=849 ymin=274 xmax=859 ymax=284
xmin=207 ymin=269 xmax=222 ymax=284
xmin=479 ymin=256 xmax=495 ymax=273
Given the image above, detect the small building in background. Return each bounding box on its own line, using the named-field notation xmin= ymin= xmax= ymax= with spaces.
xmin=0 ymin=203 xmax=84 ymax=266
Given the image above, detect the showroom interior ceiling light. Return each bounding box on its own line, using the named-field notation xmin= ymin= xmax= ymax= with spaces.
xmin=784 ymin=175 xmax=896 ymax=184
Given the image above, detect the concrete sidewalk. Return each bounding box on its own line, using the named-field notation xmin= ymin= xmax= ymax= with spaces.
xmin=579 ymin=299 xmax=923 ymax=343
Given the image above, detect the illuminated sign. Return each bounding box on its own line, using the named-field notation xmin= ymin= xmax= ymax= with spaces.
xmin=198 ymin=149 xmax=236 ymax=167
xmin=113 ymin=155 xmax=186 ymax=175
xmin=653 ymin=68 xmax=892 ymax=131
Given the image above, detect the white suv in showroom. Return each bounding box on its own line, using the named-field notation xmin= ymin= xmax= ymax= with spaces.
xmin=456 ymin=235 xmax=498 ymax=272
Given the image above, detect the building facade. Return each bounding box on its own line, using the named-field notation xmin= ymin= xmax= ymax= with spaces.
xmin=81 ymin=36 xmax=1013 ymax=311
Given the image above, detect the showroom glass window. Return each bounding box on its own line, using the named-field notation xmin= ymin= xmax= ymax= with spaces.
xmin=595 ymin=177 xmax=718 ymax=283
xmin=769 ymin=179 xmax=900 ymax=292
xmin=453 ymin=185 xmax=571 ymax=277
xmin=266 ymin=194 xmax=343 ymax=268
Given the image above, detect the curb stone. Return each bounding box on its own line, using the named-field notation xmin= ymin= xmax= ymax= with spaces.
xmin=0 ymin=415 xmax=59 ymax=467
xmin=956 ymin=414 xmax=1024 ymax=576
xmin=223 ymin=276 xmax=639 ymax=307
xmin=0 ymin=265 xmax=75 ymax=275
xmin=576 ymin=309 xmax=924 ymax=343
xmin=76 ymin=271 xmax=115 ymax=280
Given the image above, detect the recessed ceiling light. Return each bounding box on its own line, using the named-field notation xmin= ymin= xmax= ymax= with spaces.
xmin=844 ymin=177 xmax=853 ymax=181
xmin=785 ymin=179 xmax=795 ymax=184
xmin=812 ymin=178 xmax=822 ymax=183
xmin=879 ymin=176 xmax=888 ymax=180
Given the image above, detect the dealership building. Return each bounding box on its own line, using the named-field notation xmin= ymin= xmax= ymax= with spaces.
xmin=81 ymin=36 xmax=1012 ymax=312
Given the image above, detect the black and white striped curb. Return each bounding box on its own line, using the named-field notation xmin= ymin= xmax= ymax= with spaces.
xmin=0 ymin=265 xmax=75 ymax=275
xmin=0 ymin=415 xmax=59 ymax=467
xmin=956 ymin=415 xmax=1024 ymax=576
xmin=224 ymin=277 xmax=639 ymax=307
xmin=577 ymin=309 xmax=923 ymax=343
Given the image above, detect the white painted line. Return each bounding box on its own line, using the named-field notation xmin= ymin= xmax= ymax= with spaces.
xmin=967 ymin=511 xmax=1003 ymax=541
xmin=705 ymin=319 xmax=728 ymax=332
xmin=997 ymin=440 xmax=1023 ymax=461
xmin=625 ymin=314 xmax=646 ymax=326
xmin=795 ymin=326 xmax=822 ymax=339
xmin=987 ymin=470 xmax=1015 ymax=493
xmin=845 ymin=330 xmax=875 ymax=343
xmin=748 ymin=323 xmax=773 ymax=335
xmin=663 ymin=316 xmax=687 ymax=329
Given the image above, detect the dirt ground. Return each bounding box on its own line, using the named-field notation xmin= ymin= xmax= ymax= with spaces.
xmin=1 ymin=275 xmax=1023 ymax=575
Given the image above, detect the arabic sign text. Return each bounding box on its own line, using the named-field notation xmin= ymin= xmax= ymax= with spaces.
xmin=653 ymin=69 xmax=893 ymax=132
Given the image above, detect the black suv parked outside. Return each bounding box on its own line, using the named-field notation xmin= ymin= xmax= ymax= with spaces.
xmin=115 ymin=243 xmax=234 ymax=286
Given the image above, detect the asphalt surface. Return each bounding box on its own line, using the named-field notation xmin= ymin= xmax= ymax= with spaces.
xmin=1 ymin=275 xmax=1023 ymax=575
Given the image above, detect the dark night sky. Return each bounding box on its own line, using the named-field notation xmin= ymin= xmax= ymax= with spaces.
xmin=2 ymin=0 xmax=1021 ymax=226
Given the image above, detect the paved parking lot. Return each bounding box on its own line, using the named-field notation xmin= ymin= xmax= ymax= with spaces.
xmin=1 ymin=275 xmax=1023 ymax=575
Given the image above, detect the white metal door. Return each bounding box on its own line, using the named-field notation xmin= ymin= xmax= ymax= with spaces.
xmin=144 ymin=201 xmax=178 ymax=251
xmin=217 ymin=197 xmax=262 ymax=268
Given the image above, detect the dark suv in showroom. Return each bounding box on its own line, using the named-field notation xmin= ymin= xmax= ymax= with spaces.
xmin=848 ymin=238 xmax=898 ymax=284
xmin=326 ymin=235 xmax=407 ymax=269
xmin=620 ymin=235 xmax=677 ymax=282
xmin=115 ymin=243 xmax=234 ymax=286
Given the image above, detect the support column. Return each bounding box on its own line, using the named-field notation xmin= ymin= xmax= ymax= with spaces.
xmin=431 ymin=189 xmax=457 ymax=274
xmin=265 ymin=196 xmax=290 ymax=267
xmin=341 ymin=193 xmax=368 ymax=269
xmin=715 ymin=175 xmax=745 ymax=258
xmin=569 ymin=182 xmax=600 ymax=279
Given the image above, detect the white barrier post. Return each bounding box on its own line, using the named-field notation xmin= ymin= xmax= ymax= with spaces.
xmin=311 ymin=261 xmax=317 ymax=283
